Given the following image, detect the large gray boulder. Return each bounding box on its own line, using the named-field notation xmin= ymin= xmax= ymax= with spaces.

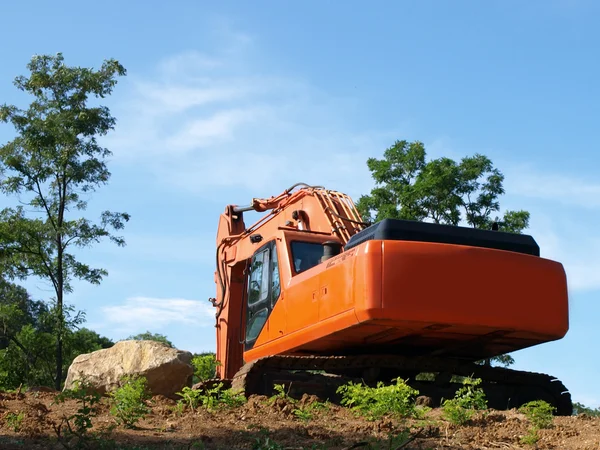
xmin=63 ymin=340 xmax=194 ymax=398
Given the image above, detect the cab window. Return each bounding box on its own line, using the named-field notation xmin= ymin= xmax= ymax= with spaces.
xmin=248 ymin=248 xmax=270 ymax=305
xmin=245 ymin=240 xmax=281 ymax=348
xmin=291 ymin=241 xmax=324 ymax=274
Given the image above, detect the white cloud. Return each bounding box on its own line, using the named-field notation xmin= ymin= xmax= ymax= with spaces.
xmin=506 ymin=167 xmax=600 ymax=209
xmin=524 ymin=217 xmax=600 ymax=292
xmin=134 ymin=82 xmax=248 ymax=114
xmin=164 ymin=106 xmax=268 ymax=152
xmin=103 ymin=28 xmax=402 ymax=199
xmin=102 ymin=296 xmax=214 ymax=330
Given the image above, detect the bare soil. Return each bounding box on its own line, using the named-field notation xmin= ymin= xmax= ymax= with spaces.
xmin=0 ymin=391 xmax=598 ymax=449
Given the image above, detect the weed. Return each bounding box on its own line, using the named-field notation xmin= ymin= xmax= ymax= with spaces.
xmin=269 ymin=383 xmax=289 ymax=402
xmin=292 ymin=400 xmax=327 ymax=422
xmin=251 ymin=427 xmax=284 ymax=450
xmin=53 ymin=377 xmax=102 ymax=435
xmin=219 ymin=386 xmax=247 ymax=408
xmin=336 ymin=377 xmax=424 ymax=421
xmin=518 ymin=400 xmax=555 ymax=445
xmin=109 ymin=375 xmax=151 ymax=428
xmin=176 ymin=383 xmax=245 ymax=411
xmin=441 ymin=377 xmax=488 ymax=425
xmin=171 ymin=401 xmax=186 ymax=416
xmin=519 ymin=400 xmax=555 ymax=429
xmin=5 ymin=411 xmax=24 ymax=432
xmin=520 ymin=431 xmax=540 ymax=446
xmin=268 ymin=383 xmax=329 ymax=422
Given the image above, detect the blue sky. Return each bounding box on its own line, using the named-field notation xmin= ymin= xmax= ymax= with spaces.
xmin=1 ymin=1 xmax=599 ymax=407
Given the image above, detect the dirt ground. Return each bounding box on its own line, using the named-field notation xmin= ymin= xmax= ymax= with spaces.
xmin=0 ymin=391 xmax=598 ymax=450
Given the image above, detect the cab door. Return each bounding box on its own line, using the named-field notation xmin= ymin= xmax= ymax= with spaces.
xmin=244 ymin=240 xmax=281 ymax=350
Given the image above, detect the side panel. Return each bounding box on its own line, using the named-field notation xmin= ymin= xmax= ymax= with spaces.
xmin=375 ymin=240 xmax=569 ymax=337
xmin=284 ymin=268 xmax=320 ymax=334
xmin=318 ymin=246 xmax=359 ymax=320
xmin=246 ymin=242 xmax=376 ymax=359
xmin=353 ymin=241 xmax=383 ymax=321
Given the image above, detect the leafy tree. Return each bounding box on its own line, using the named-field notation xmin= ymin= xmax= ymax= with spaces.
xmin=127 ymin=331 xmax=173 ymax=347
xmin=0 ymin=53 xmax=129 ymax=389
xmin=0 ymin=278 xmax=114 ymax=390
xmin=358 ymin=140 xmax=530 ymax=367
xmin=573 ymin=402 xmax=600 ymax=417
xmin=0 ymin=317 xmax=114 ymax=390
xmin=0 ymin=277 xmax=49 ymax=349
xmin=357 ymin=140 xmax=529 ymax=233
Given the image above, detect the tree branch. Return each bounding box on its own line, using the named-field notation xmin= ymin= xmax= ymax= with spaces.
xmin=34 ymin=177 xmax=57 ymax=231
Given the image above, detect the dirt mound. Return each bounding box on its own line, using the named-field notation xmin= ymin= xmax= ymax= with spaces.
xmin=0 ymin=391 xmax=597 ymax=449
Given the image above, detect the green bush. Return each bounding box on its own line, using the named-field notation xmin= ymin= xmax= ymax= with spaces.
xmin=336 ymin=377 xmax=423 ymax=420
xmin=519 ymin=400 xmax=555 ymax=429
xmin=177 ymin=382 xmax=245 ymax=411
xmin=191 ymin=353 xmax=220 ymax=382
xmin=518 ymin=400 xmax=555 ymax=445
xmin=109 ymin=375 xmax=151 ymax=428
xmin=441 ymin=377 xmax=488 ymax=425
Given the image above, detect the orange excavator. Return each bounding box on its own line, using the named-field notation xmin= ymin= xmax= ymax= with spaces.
xmin=209 ymin=183 xmax=572 ymax=415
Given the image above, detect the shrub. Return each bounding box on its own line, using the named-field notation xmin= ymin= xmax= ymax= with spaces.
xmin=519 ymin=400 xmax=555 ymax=429
xmin=519 ymin=400 xmax=555 ymax=445
xmin=191 ymin=354 xmax=220 ymax=382
xmin=336 ymin=377 xmax=423 ymax=420
xmin=109 ymin=375 xmax=151 ymax=428
xmin=177 ymin=382 xmax=245 ymax=411
xmin=441 ymin=377 xmax=488 ymax=425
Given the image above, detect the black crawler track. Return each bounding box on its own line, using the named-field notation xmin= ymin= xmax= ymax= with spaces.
xmin=228 ymin=354 xmax=572 ymax=416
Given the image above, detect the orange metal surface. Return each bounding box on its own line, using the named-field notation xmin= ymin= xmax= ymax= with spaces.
xmin=244 ymin=239 xmax=569 ymax=363
xmin=212 ymin=185 xmax=366 ymax=378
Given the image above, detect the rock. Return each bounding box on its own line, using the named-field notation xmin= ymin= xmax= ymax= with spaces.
xmin=63 ymin=340 xmax=193 ymax=398
xmin=416 ymin=395 xmax=435 ymax=407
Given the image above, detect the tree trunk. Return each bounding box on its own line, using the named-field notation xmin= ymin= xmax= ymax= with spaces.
xmin=55 ymin=322 xmax=62 ymax=390
xmin=55 ymin=175 xmax=66 ymax=391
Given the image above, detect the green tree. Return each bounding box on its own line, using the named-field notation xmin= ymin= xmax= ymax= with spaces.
xmin=0 ymin=302 xmax=114 ymax=390
xmin=358 ymin=140 xmax=530 ymax=367
xmin=127 ymin=331 xmax=173 ymax=347
xmin=0 ymin=277 xmax=49 ymax=349
xmin=0 ymin=53 xmax=129 ymax=389
xmin=357 ymin=140 xmax=529 ymax=233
